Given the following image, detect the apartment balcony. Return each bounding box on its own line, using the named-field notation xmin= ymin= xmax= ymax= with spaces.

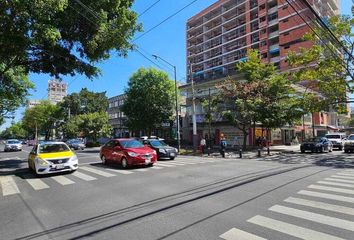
xmin=259 ymin=21 xmax=267 ymax=28
xmin=268 ymin=6 xmax=278 ymax=14
xmin=269 ymin=44 xmax=279 ymax=52
xmin=268 ymin=30 xmax=279 ymax=39
xmin=270 ymin=56 xmax=280 ymax=62
xmin=268 ymin=19 xmax=279 ymax=26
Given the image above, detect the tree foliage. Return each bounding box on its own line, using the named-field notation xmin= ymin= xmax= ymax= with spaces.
xmin=22 ymin=101 xmax=64 ymax=140
xmin=0 ymin=122 xmax=28 ymax=139
xmin=61 ymin=112 xmax=111 ymax=141
xmin=59 ymin=88 xmax=108 ymax=118
xmin=121 ymin=68 xmax=176 ymax=135
xmin=287 ymin=15 xmax=353 ymax=114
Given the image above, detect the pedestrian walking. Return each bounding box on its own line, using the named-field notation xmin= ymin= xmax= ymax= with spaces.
xmin=200 ymin=137 xmax=206 ymax=154
xmin=220 ymin=135 xmax=227 ymax=158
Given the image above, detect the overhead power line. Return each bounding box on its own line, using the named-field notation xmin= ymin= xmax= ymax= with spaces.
xmin=133 ymin=0 xmax=199 ymax=42
xmin=138 ymin=0 xmax=163 ymax=18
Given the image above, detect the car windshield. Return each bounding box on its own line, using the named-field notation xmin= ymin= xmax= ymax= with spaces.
xmin=325 ymin=135 xmax=341 ymax=139
xmin=70 ymin=140 xmax=82 ymax=143
xmin=39 ymin=144 xmax=70 ymax=153
xmin=120 ymin=140 xmax=144 ymax=148
xmin=7 ymin=140 xmax=20 ymax=144
xmin=348 ymin=135 xmax=354 ymax=140
xmin=149 ymin=140 xmax=168 ymax=147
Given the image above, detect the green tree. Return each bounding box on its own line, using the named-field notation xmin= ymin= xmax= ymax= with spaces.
xmin=22 ymin=101 xmax=64 ymax=140
xmin=0 ymin=122 xmax=28 ymax=139
xmin=216 ymin=50 xmax=300 ymax=149
xmin=287 ymin=15 xmax=353 ymax=115
xmin=59 ymin=88 xmax=108 ymax=118
xmin=121 ymin=68 xmax=176 ymax=135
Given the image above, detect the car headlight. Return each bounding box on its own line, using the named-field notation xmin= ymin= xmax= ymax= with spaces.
xmin=127 ymin=152 xmax=139 ymax=157
xmin=70 ymin=155 xmax=78 ymax=162
xmin=159 ymin=149 xmax=166 ymax=153
xmin=36 ymin=157 xmax=48 ymax=166
xmin=174 ymin=148 xmax=178 ymax=153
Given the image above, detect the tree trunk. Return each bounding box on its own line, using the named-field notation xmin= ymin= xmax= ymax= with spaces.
xmin=252 ymin=119 xmax=256 ymax=146
xmin=242 ymin=128 xmax=248 ymax=151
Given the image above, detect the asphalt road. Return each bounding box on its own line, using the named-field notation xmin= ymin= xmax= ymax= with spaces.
xmin=1 ymin=144 xmax=354 ymax=240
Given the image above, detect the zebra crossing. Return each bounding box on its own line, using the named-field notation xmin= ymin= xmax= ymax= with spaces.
xmin=219 ymin=169 xmax=354 ymax=240
xmin=0 ymin=157 xmax=234 ymax=197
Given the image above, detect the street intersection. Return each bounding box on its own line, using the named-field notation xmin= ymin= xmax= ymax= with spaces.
xmin=1 ymin=145 xmax=354 ymax=240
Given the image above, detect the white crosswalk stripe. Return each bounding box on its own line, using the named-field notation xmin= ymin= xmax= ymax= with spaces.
xmin=80 ymin=166 xmax=115 ymax=177
xmin=247 ymin=215 xmax=344 ymax=240
xmin=308 ymin=184 xmax=354 ymax=195
xmin=156 ymin=163 xmax=176 ymax=167
xmin=325 ymin=177 xmax=354 ymax=184
xmin=219 ymin=227 xmax=267 ymax=240
xmin=72 ymin=171 xmax=97 ymax=181
xmin=51 ymin=176 xmax=75 ymax=185
xmin=284 ymin=197 xmax=354 ymax=216
xmin=102 ymin=168 xmax=134 ymax=175
xmin=159 ymin=162 xmax=185 ymax=166
xmin=150 ymin=166 xmax=163 ymax=169
xmin=317 ymin=180 xmax=354 ymax=188
xmin=134 ymin=168 xmax=149 ymax=172
xmin=298 ymin=190 xmax=354 ymax=203
xmin=336 ymin=172 xmax=354 ymax=177
xmin=331 ymin=175 xmax=354 ymax=180
xmin=24 ymin=176 xmax=50 ymax=190
xmin=269 ymin=205 xmax=354 ymax=232
xmin=0 ymin=176 xmax=20 ymax=196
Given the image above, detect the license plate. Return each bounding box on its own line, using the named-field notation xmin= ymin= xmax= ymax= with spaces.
xmin=55 ymin=164 xmax=65 ymax=169
xmin=170 ymin=153 xmax=175 ymax=157
xmin=145 ymin=158 xmax=151 ymax=164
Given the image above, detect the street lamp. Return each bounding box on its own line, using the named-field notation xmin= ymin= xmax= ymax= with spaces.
xmin=152 ymin=54 xmax=180 ymax=152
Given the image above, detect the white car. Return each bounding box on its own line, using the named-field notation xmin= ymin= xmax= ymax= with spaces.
xmin=28 ymin=142 xmax=78 ymax=175
xmin=4 ymin=139 xmax=23 ymax=152
xmin=325 ymin=133 xmax=346 ymax=150
xmin=344 ymin=135 xmax=354 ymax=153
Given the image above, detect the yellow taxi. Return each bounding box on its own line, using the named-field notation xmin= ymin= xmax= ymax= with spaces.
xmin=28 ymin=141 xmax=78 ymax=175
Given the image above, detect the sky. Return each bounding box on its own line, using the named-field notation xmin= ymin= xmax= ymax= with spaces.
xmin=1 ymin=0 xmax=352 ymax=130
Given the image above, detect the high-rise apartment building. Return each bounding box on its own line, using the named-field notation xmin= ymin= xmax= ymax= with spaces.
xmin=48 ymin=79 xmax=67 ymax=104
xmin=186 ymin=0 xmax=339 ymax=83
xmin=182 ymin=0 xmax=341 ymax=145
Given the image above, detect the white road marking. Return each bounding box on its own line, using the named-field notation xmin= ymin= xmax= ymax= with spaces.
xmin=331 ymin=175 xmax=354 ymax=180
xmin=325 ymin=178 xmax=354 ymax=184
xmin=25 ymin=177 xmax=50 ymax=190
xmin=317 ymin=181 xmax=354 ymax=188
xmin=158 ymin=162 xmax=185 ymax=166
xmin=0 ymin=176 xmax=20 ymax=196
xmin=337 ymin=172 xmax=354 ymax=177
xmin=285 ymin=197 xmax=354 ymax=216
xmin=51 ymin=176 xmax=75 ymax=185
xmin=103 ymin=168 xmax=133 ymax=175
xmin=269 ymin=205 xmax=354 ymax=232
xmin=79 ymin=166 xmax=115 ymax=177
xmin=248 ymin=215 xmax=344 ymax=240
xmin=72 ymin=171 xmax=97 ymax=181
xmin=22 ymin=150 xmax=30 ymax=153
xmin=151 ymin=166 xmax=163 ymax=169
xmin=308 ymin=184 xmax=354 ymax=195
xmin=298 ymin=190 xmax=354 ymax=203
xmin=156 ymin=163 xmax=176 ymax=167
xmin=133 ymin=168 xmax=149 ymax=172
xmin=219 ymin=228 xmax=267 ymax=240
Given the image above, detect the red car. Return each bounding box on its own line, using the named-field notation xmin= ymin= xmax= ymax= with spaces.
xmin=100 ymin=138 xmax=157 ymax=168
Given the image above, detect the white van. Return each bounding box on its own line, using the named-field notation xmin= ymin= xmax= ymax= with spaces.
xmin=325 ymin=133 xmax=347 ymax=150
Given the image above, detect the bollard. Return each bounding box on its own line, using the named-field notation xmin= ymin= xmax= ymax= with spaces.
xmin=207 ymin=147 xmax=210 ymax=156
xmin=257 ymin=148 xmax=261 ymax=157
xmin=267 ymin=147 xmax=270 ymax=155
xmin=239 ymin=149 xmax=242 ymax=158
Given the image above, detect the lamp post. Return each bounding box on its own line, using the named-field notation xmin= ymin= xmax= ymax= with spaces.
xmin=189 ymin=64 xmax=198 ymax=153
xmin=152 ymin=54 xmax=180 ymax=152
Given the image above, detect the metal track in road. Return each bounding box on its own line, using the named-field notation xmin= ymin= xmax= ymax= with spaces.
xmin=14 ymin=164 xmax=329 ymax=240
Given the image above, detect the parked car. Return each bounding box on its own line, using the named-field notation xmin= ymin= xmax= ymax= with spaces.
xmin=27 ymin=141 xmax=78 ymax=175
xmin=100 ymin=138 xmax=157 ymax=168
xmin=344 ymin=134 xmax=354 ymax=153
xmin=67 ymin=139 xmax=85 ymax=150
xmin=300 ymin=137 xmax=333 ymax=153
xmin=141 ymin=138 xmax=178 ymax=160
xmin=4 ymin=139 xmax=22 ymax=152
xmin=325 ymin=133 xmax=346 ymax=150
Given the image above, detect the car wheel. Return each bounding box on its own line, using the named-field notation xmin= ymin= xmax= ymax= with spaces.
xmin=345 ymin=150 xmax=349 ymax=153
xmin=339 ymin=146 xmax=343 ymax=151
xmin=101 ymin=155 xmax=108 ymax=165
xmin=121 ymin=158 xmax=129 ymax=169
xmin=170 ymin=157 xmax=175 ymax=160
xmin=301 ymin=149 xmax=305 ymax=153
xmin=329 ymin=147 xmax=333 ymax=152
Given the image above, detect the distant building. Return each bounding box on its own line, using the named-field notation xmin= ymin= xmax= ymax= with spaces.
xmin=27 ymin=100 xmax=41 ymax=109
xmin=48 ymin=79 xmax=67 ymax=104
xmin=107 ymin=94 xmax=129 ymax=138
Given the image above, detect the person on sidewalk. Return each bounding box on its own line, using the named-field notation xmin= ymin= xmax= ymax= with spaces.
xmin=220 ymin=135 xmax=227 ymax=158
xmin=200 ymin=137 xmax=206 ymax=154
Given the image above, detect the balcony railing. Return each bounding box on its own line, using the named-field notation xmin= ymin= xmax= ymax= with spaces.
xmin=268 ymin=19 xmax=279 ymax=26
xmin=269 ymin=30 xmax=279 ymax=38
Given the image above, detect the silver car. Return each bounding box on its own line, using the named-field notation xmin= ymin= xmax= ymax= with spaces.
xmin=4 ymin=139 xmax=23 ymax=152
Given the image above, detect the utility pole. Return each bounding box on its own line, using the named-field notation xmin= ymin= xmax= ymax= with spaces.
xmin=208 ymin=87 xmax=211 ymax=156
xmin=190 ymin=64 xmax=198 ymax=153
xmin=312 ymin=112 xmax=315 ymax=137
